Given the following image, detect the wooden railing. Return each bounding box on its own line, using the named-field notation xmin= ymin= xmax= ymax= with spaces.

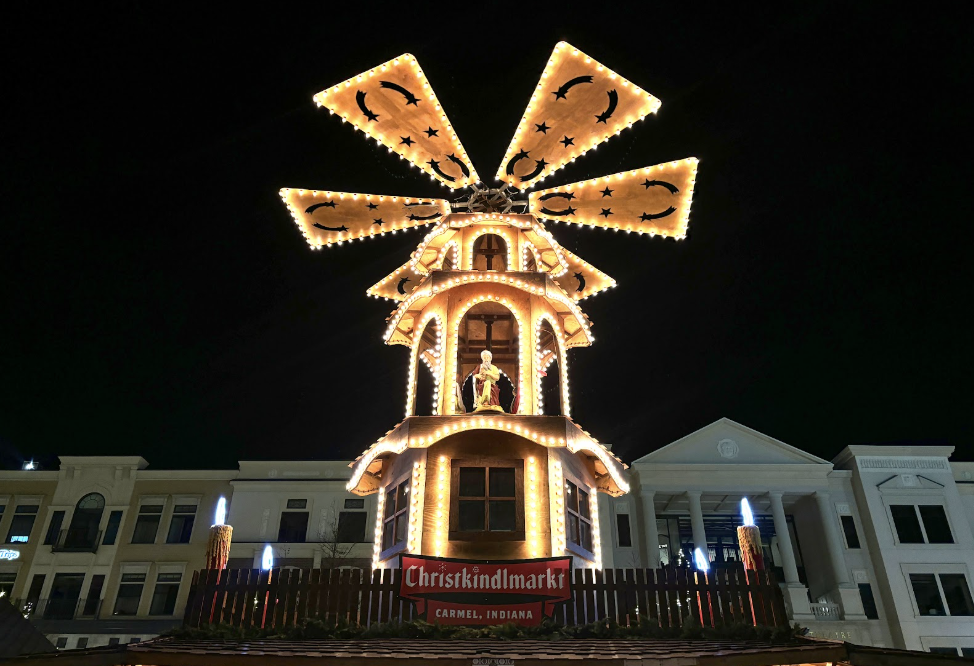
xmin=183 ymin=567 xmax=788 ymax=630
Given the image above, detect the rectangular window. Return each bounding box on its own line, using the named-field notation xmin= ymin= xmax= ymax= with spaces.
xmin=286 ymin=499 xmax=307 ymax=509
xmin=858 ymin=583 xmax=879 ymax=619
xmin=344 ymin=498 xmax=365 ymax=510
xmin=918 ymin=506 xmax=953 ymax=543
xmin=617 ymin=513 xmax=632 ymax=548
xmin=131 ymin=505 xmax=163 ymax=544
xmin=891 ymin=505 xmax=924 ymax=543
xmin=891 ymin=504 xmax=954 ymax=544
xmin=148 ymin=573 xmax=181 ymax=615
xmin=910 ymin=573 xmax=974 ymax=617
xmin=450 ymin=460 xmax=523 ymax=540
xmin=81 ymin=575 xmax=105 ymax=616
xmin=6 ymin=505 xmax=39 ymax=543
xmin=565 ymin=480 xmax=593 ymax=553
xmin=278 ymin=511 xmax=309 ymax=543
xmin=55 ymin=637 xmax=67 ymax=649
xmin=166 ymin=504 xmax=197 ymax=544
xmin=108 ymin=638 xmax=120 ymax=646
xmin=45 ymin=511 xmax=65 ymax=545
xmin=337 ymin=511 xmax=367 ymax=543
xmin=76 ymin=638 xmax=88 ymax=649
xmin=840 ymin=515 xmax=860 ymax=549
xmin=929 ymin=647 xmax=958 ymax=655
xmin=382 ymin=479 xmax=410 ymax=551
xmin=103 ymin=511 xmax=123 ymax=545
xmin=113 ymin=573 xmax=145 ymax=615
xmin=940 ymin=574 xmax=974 ymax=616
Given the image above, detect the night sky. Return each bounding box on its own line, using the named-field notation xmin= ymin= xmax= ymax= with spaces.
xmin=2 ymin=7 xmax=971 ymax=470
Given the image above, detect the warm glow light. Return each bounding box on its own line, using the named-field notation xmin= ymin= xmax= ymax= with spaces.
xmin=741 ymin=498 xmax=755 ymax=526
xmin=589 ymin=485 xmax=603 ymax=569
xmin=372 ymin=488 xmax=386 ymax=569
xmin=548 ymin=459 xmax=567 ymax=555
xmin=213 ymin=497 xmax=227 ymax=527
xmin=435 ymin=455 xmax=449 ymax=556
xmin=261 ymin=545 xmax=274 ymax=570
xmin=694 ymin=547 xmax=710 ymax=571
xmin=406 ymin=461 xmax=426 ymax=553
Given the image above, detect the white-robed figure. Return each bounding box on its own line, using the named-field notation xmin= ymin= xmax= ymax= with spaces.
xmin=472 ymin=350 xmax=502 ymax=412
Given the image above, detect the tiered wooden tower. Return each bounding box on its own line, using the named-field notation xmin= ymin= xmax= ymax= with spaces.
xmin=280 ymin=43 xmax=698 ymax=569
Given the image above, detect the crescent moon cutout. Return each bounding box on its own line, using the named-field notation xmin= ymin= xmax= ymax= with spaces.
xmin=426 ymin=160 xmax=456 ymax=182
xmin=539 ymin=207 xmax=577 ymax=217
xmin=640 ymin=208 xmax=677 ymax=221
xmin=553 ymin=75 xmax=594 ymax=99
xmin=644 ymin=180 xmax=680 ymax=194
xmin=505 ymin=150 xmax=530 ymax=176
xmin=397 ymin=277 xmax=411 ymax=294
xmin=520 ymin=159 xmax=548 ymax=182
xmin=355 ymin=90 xmax=379 ymax=122
xmin=538 ymin=192 xmax=575 ymax=202
xmin=407 ymin=211 xmax=443 ymax=221
xmin=313 ymin=223 xmax=349 ymax=231
xmin=446 ymin=153 xmax=471 ymax=178
xmin=379 ymin=80 xmax=420 ymax=106
xmin=573 ymin=272 xmax=586 ymax=292
xmin=305 ymin=201 xmax=338 ymax=214
xmin=595 ymin=89 xmax=619 ymax=124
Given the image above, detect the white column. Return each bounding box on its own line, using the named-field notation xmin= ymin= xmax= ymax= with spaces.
xmin=687 ymin=491 xmax=707 ymax=554
xmin=768 ymin=492 xmax=800 ymax=585
xmin=815 ymin=490 xmax=850 ymax=585
xmin=640 ymin=491 xmax=660 ymax=569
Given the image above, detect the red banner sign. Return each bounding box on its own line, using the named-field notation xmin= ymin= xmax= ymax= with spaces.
xmin=399 ymin=555 xmax=572 ymax=626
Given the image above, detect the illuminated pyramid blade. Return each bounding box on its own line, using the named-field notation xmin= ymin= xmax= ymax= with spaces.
xmin=367 ymin=260 xmax=427 ymax=301
xmin=528 ymin=158 xmax=698 ymax=239
xmin=313 ymin=54 xmax=478 ymax=189
xmin=553 ymin=248 xmax=616 ymax=301
xmin=497 ymin=42 xmax=661 ymax=189
xmin=279 ymin=188 xmax=451 ymax=248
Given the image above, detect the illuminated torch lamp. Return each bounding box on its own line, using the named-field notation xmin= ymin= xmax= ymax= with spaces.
xmin=693 ymin=547 xmax=713 ymax=626
xmin=205 ymin=497 xmax=233 ymax=571
xmin=737 ymin=498 xmax=764 ymax=571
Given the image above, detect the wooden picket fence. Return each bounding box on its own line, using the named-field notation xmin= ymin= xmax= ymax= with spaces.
xmin=183 ymin=567 xmax=788 ymax=630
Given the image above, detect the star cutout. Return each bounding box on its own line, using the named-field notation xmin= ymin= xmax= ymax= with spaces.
xmin=534 ymin=158 xmax=549 ymax=170
xmin=373 ymin=218 xmax=384 ymax=226
xmin=560 ymin=135 xmax=574 ymax=147
xmin=639 ymin=212 xmax=654 ymax=221
xmin=513 ymin=149 xmax=530 ymax=160
xmin=424 ymin=127 xmax=439 ymax=137
xmin=535 ymin=121 xmax=550 ymax=134
xmin=564 ymin=205 xmax=577 ymax=216
xmin=400 ymin=136 xmax=414 ymax=147
xmin=600 ymin=208 xmax=613 ymax=218
xmin=643 ymin=179 xmax=654 ymax=189
xmin=601 ymin=187 xmax=613 ymax=197
xmin=366 ymin=202 xmax=379 ymax=210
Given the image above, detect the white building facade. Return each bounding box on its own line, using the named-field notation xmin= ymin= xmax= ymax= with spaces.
xmin=598 ymin=418 xmax=974 ymax=656
xmin=1 ymin=419 xmax=971 ymax=655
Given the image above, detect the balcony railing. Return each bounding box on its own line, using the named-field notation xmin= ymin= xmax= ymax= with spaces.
xmin=18 ymin=597 xmax=102 ymax=620
xmin=810 ymin=601 xmax=841 ymax=620
xmin=51 ymin=528 xmax=103 ymax=553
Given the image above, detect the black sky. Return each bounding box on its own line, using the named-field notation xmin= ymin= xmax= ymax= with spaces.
xmin=2 ymin=6 xmax=971 ymax=470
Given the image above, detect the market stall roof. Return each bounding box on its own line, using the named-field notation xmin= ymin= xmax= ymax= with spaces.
xmin=5 ymin=637 xmax=967 ymax=666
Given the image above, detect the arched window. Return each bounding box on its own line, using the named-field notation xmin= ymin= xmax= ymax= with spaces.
xmin=538 ymin=320 xmax=562 ymax=416
xmin=415 ymin=318 xmax=441 ymax=416
xmin=456 ymin=302 xmax=519 ymax=413
xmin=472 ymin=234 xmax=507 ymax=271
xmin=65 ymin=493 xmax=105 ymax=550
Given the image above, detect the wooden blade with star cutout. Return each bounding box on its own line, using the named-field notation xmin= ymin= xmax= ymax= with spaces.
xmin=528 ymin=158 xmax=698 ymax=238
xmin=280 ymin=188 xmax=451 ymax=248
xmin=497 ymin=42 xmax=661 ymax=190
xmin=553 ymin=248 xmax=616 ymax=301
xmin=313 ymin=54 xmax=478 ymax=189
